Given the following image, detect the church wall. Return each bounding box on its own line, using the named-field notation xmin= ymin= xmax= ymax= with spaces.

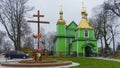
xmin=53 ymin=40 xmax=57 ymax=55
xmin=76 ymin=29 xmax=96 ymax=40
xmin=66 ymin=38 xmax=73 ymax=54
xmin=72 ymin=40 xmax=98 ymax=57
xmin=65 ymin=38 xmax=69 ymax=55
xmin=75 ymin=30 xmax=78 ymax=39
xmin=77 ymin=41 xmax=84 ymax=52
xmin=76 ymin=30 xmax=85 ymax=39
xmin=57 ymin=38 xmax=66 ymax=56
xmin=76 ymin=29 xmax=86 ymax=40
xmin=92 ymin=41 xmax=98 ymax=55
xmin=57 ymin=24 xmax=66 ymax=36
xmin=72 ymin=42 xmax=77 ymax=53
xmin=77 ymin=41 xmax=86 ymax=57
xmin=71 ymin=41 xmax=85 ymax=57
xmin=89 ymin=30 xmax=95 ymax=40
xmin=80 ymin=30 xmax=85 ymax=38
xmin=66 ymin=29 xmax=76 ymax=37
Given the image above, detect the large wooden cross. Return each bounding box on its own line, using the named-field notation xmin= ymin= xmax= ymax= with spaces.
xmin=27 ymin=10 xmax=49 ymax=50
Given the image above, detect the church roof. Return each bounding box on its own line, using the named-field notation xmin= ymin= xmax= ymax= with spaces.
xmin=77 ymin=5 xmax=93 ymax=29
xmin=77 ymin=18 xmax=92 ymax=29
xmin=66 ymin=21 xmax=77 ymax=29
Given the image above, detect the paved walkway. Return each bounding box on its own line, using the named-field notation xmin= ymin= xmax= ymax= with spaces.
xmin=89 ymin=57 xmax=120 ymax=62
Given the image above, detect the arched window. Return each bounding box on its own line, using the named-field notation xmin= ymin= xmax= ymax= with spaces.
xmin=84 ymin=30 xmax=88 ymax=38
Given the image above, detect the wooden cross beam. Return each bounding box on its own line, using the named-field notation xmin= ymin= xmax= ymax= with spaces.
xmin=27 ymin=20 xmax=49 ymax=24
xmin=27 ymin=10 xmax=49 ymax=49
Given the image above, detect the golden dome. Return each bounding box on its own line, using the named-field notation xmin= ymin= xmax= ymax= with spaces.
xmin=57 ymin=19 xmax=66 ymax=24
xmin=77 ymin=18 xmax=92 ymax=29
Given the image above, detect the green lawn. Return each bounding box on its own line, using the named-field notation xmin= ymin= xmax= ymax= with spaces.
xmin=43 ymin=57 xmax=120 ymax=68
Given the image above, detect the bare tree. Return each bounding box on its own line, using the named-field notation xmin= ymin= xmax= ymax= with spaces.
xmin=0 ymin=0 xmax=32 ymax=50
xmin=107 ymin=21 xmax=120 ymax=54
xmin=47 ymin=32 xmax=56 ymax=52
xmin=22 ymin=36 xmax=34 ymax=49
xmin=90 ymin=16 xmax=104 ymax=56
xmin=3 ymin=40 xmax=13 ymax=51
xmin=103 ymin=1 xmax=120 ymax=54
xmin=0 ymin=31 xmax=6 ymax=45
xmin=21 ymin=21 xmax=34 ymax=49
xmin=90 ymin=4 xmax=119 ymax=56
xmin=91 ymin=9 xmax=110 ymax=49
xmin=105 ymin=0 xmax=120 ymax=17
xmin=116 ymin=42 xmax=120 ymax=51
xmin=0 ymin=30 xmax=6 ymax=53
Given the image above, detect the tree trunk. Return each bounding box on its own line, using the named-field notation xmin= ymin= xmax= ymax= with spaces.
xmin=17 ymin=24 xmax=21 ymax=50
xmin=100 ymin=38 xmax=104 ymax=56
xmin=112 ymin=33 xmax=115 ymax=55
xmin=14 ymin=41 xmax=17 ymax=50
xmin=103 ymin=34 xmax=110 ymax=55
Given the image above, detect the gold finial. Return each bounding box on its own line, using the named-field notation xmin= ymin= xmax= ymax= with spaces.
xmin=81 ymin=2 xmax=86 ymax=13
xmin=59 ymin=5 xmax=63 ymax=15
xmin=82 ymin=2 xmax=84 ymax=8
xmin=82 ymin=2 xmax=85 ymax=11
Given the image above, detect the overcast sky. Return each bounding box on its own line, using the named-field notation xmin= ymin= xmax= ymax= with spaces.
xmin=26 ymin=0 xmax=105 ymax=33
xmin=0 ymin=0 xmax=105 ymax=34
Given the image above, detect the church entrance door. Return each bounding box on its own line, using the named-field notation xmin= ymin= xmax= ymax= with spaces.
xmin=85 ymin=46 xmax=93 ymax=57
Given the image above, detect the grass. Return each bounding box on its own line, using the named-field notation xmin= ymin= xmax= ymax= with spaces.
xmin=43 ymin=57 xmax=120 ymax=68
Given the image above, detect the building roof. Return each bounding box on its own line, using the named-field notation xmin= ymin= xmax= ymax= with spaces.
xmin=77 ymin=18 xmax=92 ymax=29
xmin=77 ymin=5 xmax=93 ymax=29
xmin=66 ymin=21 xmax=77 ymax=29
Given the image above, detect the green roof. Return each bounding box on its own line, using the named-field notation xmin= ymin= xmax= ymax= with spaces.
xmin=66 ymin=21 xmax=77 ymax=29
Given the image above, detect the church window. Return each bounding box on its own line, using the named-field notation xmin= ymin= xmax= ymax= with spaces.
xmin=84 ymin=30 xmax=88 ymax=38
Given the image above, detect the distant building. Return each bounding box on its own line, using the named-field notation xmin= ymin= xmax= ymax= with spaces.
xmin=54 ymin=6 xmax=98 ymax=57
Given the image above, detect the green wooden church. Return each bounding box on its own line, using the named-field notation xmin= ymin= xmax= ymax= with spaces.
xmin=54 ymin=7 xmax=98 ymax=57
